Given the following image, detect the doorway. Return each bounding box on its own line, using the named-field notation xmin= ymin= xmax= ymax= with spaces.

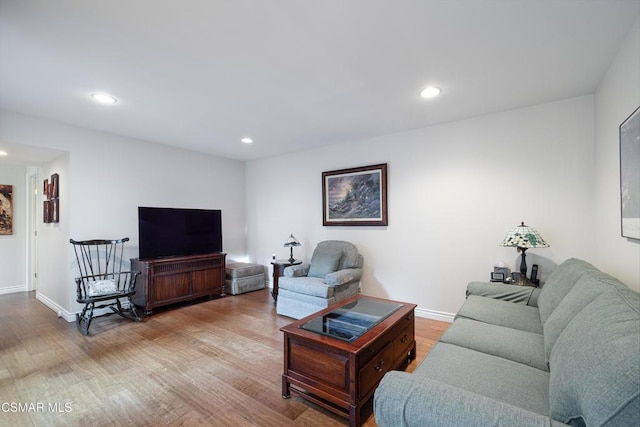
xmin=28 ymin=172 xmax=38 ymax=291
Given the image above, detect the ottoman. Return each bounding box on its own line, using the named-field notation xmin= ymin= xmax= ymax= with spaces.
xmin=225 ymin=261 xmax=267 ymax=295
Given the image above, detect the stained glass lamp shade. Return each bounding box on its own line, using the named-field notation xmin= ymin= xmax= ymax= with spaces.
xmin=283 ymin=234 xmax=301 ymax=263
xmin=501 ymin=222 xmax=549 ymax=281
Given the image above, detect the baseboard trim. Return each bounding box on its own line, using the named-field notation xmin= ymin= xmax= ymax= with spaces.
xmin=34 ymin=289 xmax=455 ymax=324
xmin=0 ymin=285 xmax=28 ymax=295
xmin=415 ymin=307 xmax=454 ymax=323
xmin=36 ymin=292 xmax=139 ymax=323
xmin=35 ymin=292 xmax=75 ymax=322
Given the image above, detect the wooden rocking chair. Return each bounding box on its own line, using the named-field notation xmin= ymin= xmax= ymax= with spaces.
xmin=70 ymin=238 xmax=141 ymax=335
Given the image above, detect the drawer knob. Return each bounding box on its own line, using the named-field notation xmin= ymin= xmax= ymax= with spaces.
xmin=374 ymin=359 xmax=385 ymax=372
xmin=401 ymin=335 xmax=408 ymax=344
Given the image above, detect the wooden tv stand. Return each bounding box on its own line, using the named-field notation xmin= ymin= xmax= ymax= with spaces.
xmin=131 ymin=253 xmax=226 ymax=315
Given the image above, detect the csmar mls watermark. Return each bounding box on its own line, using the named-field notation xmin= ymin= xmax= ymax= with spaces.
xmin=1 ymin=402 xmax=72 ymax=413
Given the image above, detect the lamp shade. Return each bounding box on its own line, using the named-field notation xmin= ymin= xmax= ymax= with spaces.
xmin=283 ymin=234 xmax=300 ymax=248
xmin=501 ymin=222 xmax=549 ymax=249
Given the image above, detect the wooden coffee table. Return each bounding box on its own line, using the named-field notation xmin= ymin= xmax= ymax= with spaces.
xmin=280 ymin=295 xmax=416 ymax=427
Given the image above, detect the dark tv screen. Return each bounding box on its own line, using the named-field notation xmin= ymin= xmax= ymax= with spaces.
xmin=138 ymin=207 xmax=222 ymax=260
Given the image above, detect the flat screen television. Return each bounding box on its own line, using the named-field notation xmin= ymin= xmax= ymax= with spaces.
xmin=138 ymin=207 xmax=222 ymax=260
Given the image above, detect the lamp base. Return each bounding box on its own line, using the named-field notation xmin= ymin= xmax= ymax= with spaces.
xmin=288 ymin=247 xmax=295 ymax=264
xmin=518 ymin=247 xmax=528 ymax=285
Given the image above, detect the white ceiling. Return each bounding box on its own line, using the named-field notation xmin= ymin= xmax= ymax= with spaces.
xmin=1 ymin=0 xmax=638 ymax=162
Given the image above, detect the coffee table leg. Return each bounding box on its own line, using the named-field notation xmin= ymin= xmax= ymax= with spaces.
xmin=282 ymin=374 xmax=290 ymax=398
xmin=349 ymin=404 xmax=360 ymax=427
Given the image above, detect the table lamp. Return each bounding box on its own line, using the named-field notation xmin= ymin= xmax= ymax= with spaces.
xmin=501 ymin=221 xmax=549 ymax=284
xmin=283 ymin=234 xmax=301 ymax=263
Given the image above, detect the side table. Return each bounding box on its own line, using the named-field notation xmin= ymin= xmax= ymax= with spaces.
xmin=270 ymin=259 xmax=302 ymax=302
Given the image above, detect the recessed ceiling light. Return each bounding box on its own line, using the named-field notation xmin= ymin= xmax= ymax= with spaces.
xmin=420 ymin=86 xmax=441 ymax=98
xmin=0 ymin=150 xmax=7 ymax=156
xmin=90 ymin=92 xmax=117 ymax=104
xmin=241 ymin=138 xmax=253 ymax=144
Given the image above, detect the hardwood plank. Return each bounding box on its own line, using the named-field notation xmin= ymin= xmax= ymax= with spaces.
xmin=0 ymin=290 xmax=448 ymax=425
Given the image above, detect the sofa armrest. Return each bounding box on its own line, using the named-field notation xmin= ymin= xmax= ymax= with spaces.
xmin=283 ymin=263 xmax=310 ymax=277
xmin=466 ymin=281 xmax=538 ymax=305
xmin=325 ymin=268 xmax=362 ymax=286
xmin=374 ymin=371 xmax=567 ymax=427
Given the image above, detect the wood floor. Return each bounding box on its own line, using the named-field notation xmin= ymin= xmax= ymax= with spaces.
xmin=0 ymin=289 xmax=449 ymax=426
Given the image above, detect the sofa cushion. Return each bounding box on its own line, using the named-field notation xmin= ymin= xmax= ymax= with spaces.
xmin=542 ymin=270 xmax=625 ymax=365
xmin=439 ymin=318 xmax=548 ymax=371
xmin=278 ymin=276 xmax=335 ymax=298
xmin=466 ymin=281 xmax=536 ymax=304
xmin=314 ymin=240 xmax=360 ymax=270
xmin=375 ymin=372 xmax=563 ymax=427
xmin=276 ymin=289 xmax=336 ymax=319
xmin=307 ymin=246 xmax=341 ymax=278
xmin=537 ymin=258 xmax=599 ymax=324
xmin=549 ymin=287 xmax=640 ymax=426
xmin=456 ymin=295 xmax=543 ymax=334
xmin=414 ymin=342 xmax=551 ymax=417
xmin=87 ymin=279 xmax=117 ymax=296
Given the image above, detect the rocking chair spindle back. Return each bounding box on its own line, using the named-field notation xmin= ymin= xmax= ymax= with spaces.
xmin=70 ymin=238 xmax=141 ymax=335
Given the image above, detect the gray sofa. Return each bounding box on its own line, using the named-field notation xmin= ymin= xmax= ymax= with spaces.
xmin=374 ymin=258 xmax=640 ymax=426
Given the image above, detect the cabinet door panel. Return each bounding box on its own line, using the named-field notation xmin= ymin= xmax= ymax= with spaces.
xmin=152 ymin=273 xmax=190 ymax=302
xmin=192 ymin=268 xmax=222 ymax=294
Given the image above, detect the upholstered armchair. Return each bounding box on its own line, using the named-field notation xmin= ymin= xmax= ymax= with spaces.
xmin=276 ymin=240 xmax=363 ymax=319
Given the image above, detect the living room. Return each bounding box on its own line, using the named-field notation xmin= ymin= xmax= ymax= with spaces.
xmin=0 ymin=2 xmax=639 ymax=424
xmin=1 ymin=18 xmax=639 ymax=316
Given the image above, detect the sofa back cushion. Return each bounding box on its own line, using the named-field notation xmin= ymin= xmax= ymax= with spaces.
xmin=307 ymin=246 xmax=342 ymax=278
xmin=548 ymin=286 xmax=640 ymax=426
xmin=542 ymin=270 xmax=628 ymax=365
xmin=537 ymin=258 xmax=599 ymax=324
xmin=315 ymin=240 xmax=360 ymax=270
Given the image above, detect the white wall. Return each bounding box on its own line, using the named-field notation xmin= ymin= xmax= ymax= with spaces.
xmin=37 ymin=154 xmax=72 ymax=314
xmin=0 ymin=110 xmax=246 ymax=316
xmin=246 ymin=95 xmax=597 ymax=319
xmin=0 ymin=163 xmax=27 ymax=294
xmin=594 ymin=17 xmax=640 ymax=291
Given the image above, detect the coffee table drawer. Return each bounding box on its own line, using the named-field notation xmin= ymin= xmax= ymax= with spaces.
xmin=359 ymin=342 xmax=394 ymax=399
xmin=393 ymin=320 xmax=415 ymax=363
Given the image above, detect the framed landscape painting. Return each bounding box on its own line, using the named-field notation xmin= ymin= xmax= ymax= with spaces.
xmin=620 ymin=106 xmax=640 ymax=240
xmin=322 ymin=163 xmax=387 ymax=226
xmin=0 ymin=184 xmax=13 ymax=235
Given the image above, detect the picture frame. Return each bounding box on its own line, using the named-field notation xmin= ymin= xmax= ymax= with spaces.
xmin=51 ymin=198 xmax=59 ymax=223
xmin=322 ymin=163 xmax=388 ymax=226
xmin=43 ymin=200 xmax=51 ymax=223
xmin=490 ymin=272 xmax=505 ymax=282
xmin=0 ymin=184 xmax=13 ymax=235
xmin=620 ymin=106 xmax=640 ymax=240
xmin=51 ymin=173 xmax=59 ymax=199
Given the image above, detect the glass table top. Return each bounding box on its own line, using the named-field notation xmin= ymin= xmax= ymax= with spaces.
xmin=301 ymin=298 xmax=403 ymax=342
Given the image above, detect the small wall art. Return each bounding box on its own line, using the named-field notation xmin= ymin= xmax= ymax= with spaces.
xmin=43 ymin=173 xmax=60 ymax=224
xmin=0 ymin=184 xmax=13 ymax=235
xmin=322 ymin=163 xmax=388 ymax=226
xmin=620 ymin=106 xmax=639 ymax=240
